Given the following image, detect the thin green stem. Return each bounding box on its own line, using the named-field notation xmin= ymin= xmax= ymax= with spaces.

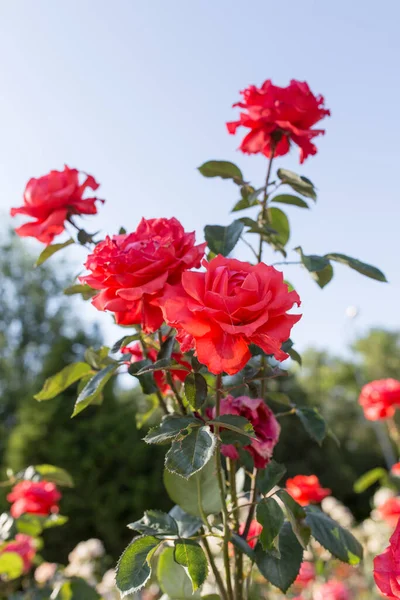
xmin=215 ymin=374 xmax=234 ymax=600
xmin=257 ymin=147 xmax=276 ymax=264
xmin=166 ymin=371 xmax=187 ymax=414
xmin=241 ymin=469 xmax=259 ymax=541
xmin=202 ymin=534 xmax=229 ymax=600
xmin=140 ymin=337 xmax=169 ymax=414
xmin=229 ymin=459 xmax=243 ymax=600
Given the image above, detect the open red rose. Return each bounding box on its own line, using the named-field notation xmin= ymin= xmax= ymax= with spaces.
xmin=7 ymin=480 xmax=61 ymax=518
xmin=0 ymin=534 xmax=36 ymax=573
xmin=160 ymin=255 xmax=301 ymax=375
xmin=286 ymin=475 xmax=331 ymax=506
xmin=238 ymin=520 xmax=262 ymax=549
xmin=374 ymin=518 xmax=400 ymax=599
xmin=10 ymin=166 xmax=101 ymax=244
xmin=121 ymin=341 xmax=190 ymax=394
xmin=227 ymin=79 xmax=330 ymax=164
xmin=359 ymin=379 xmax=400 ymax=421
xmin=214 ymin=395 xmax=280 ymax=469
xmin=377 ymin=497 xmax=400 ymax=527
xmin=81 ymin=217 xmax=206 ymax=333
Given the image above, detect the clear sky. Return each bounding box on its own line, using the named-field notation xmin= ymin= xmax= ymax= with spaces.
xmin=1 ymin=0 xmax=399 ymax=355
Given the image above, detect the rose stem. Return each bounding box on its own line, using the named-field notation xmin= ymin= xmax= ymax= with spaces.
xmin=202 ymin=534 xmax=229 ymax=600
xmin=229 ymin=458 xmax=244 ymax=600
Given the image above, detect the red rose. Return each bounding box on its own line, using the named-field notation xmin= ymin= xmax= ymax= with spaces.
xmin=285 ymin=475 xmax=331 ymax=506
xmin=294 ymin=561 xmax=316 ymax=588
xmin=314 ymin=580 xmax=350 ymax=600
xmin=238 ymin=520 xmax=262 ymax=549
xmin=7 ymin=480 xmax=61 ymax=518
xmin=392 ymin=463 xmax=400 ymax=477
xmin=161 ymin=255 xmax=301 ymax=375
xmin=359 ymin=379 xmax=400 ymax=421
xmin=214 ymin=395 xmax=280 ymax=469
xmin=0 ymin=534 xmax=36 ymax=573
xmin=121 ymin=341 xmax=190 ymax=394
xmin=227 ymin=79 xmax=330 ymax=164
xmin=81 ymin=217 xmax=206 ymax=333
xmin=10 ymin=166 xmax=101 ymax=244
xmin=374 ymin=519 xmax=400 ymax=599
xmin=377 ymin=497 xmax=400 ymax=527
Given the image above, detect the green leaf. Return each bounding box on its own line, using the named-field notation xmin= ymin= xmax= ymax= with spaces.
xmin=31 ymin=464 xmax=74 ymax=487
xmin=72 ymin=364 xmax=118 ymax=417
xmin=35 ymin=238 xmax=74 ymax=267
xmin=230 ymin=533 xmax=255 ymax=559
xmin=313 ymin=263 xmax=334 ymax=288
xmin=288 ymin=347 xmax=302 ymax=365
xmin=144 ymin=415 xmax=202 ymax=445
xmin=271 ymin=194 xmax=309 ymax=209
xmin=239 ymin=217 xmax=277 ymax=236
xmin=305 ymin=506 xmax=363 ymax=564
xmin=54 ymin=578 xmax=101 ymax=599
xmin=111 ymin=333 xmax=141 ymax=354
xmin=15 ymin=513 xmax=43 ymax=536
xmin=34 ymin=363 xmax=93 ymax=401
xmin=198 ymin=160 xmax=244 ymax=184
xmin=157 ymin=336 xmax=176 ymax=362
xmin=169 ymin=506 xmax=202 ymax=538
xmin=295 ymin=407 xmax=327 ymax=445
xmin=256 ymin=497 xmax=285 ymax=550
xmin=0 ymin=552 xmax=24 ymax=580
xmin=267 ymin=207 xmax=290 ymax=247
xmin=184 ymin=373 xmax=208 ymax=409
xmin=257 ymin=460 xmax=287 ymax=495
xmin=84 ymin=346 xmax=114 ymax=370
xmin=275 ymin=490 xmax=311 ymax=549
xmin=63 ymin=283 xmax=97 ymax=300
xmin=295 ymin=246 xmax=330 ymax=272
xmin=174 ymin=540 xmax=208 ymax=592
xmin=325 ymin=253 xmax=387 ymax=282
xmin=353 ymin=467 xmax=388 ymax=493
xmin=157 ymin=546 xmax=198 ymax=600
xmin=128 ymin=359 xmax=158 ymax=395
xmin=209 ymin=415 xmax=254 ymax=439
xmin=255 ymin=522 xmax=303 ymax=593
xmin=129 ymin=510 xmax=179 ymax=536
xmin=116 ymin=535 xmax=160 ymax=598
xmin=232 ymin=185 xmax=261 ymax=212
xmin=165 ymin=426 xmax=216 ymax=479
xmin=164 ymin=460 xmax=222 ymax=517
xmin=277 ymin=169 xmax=317 ymax=200
xmin=43 ymin=514 xmax=68 ymax=528
xmin=204 ymin=220 xmax=244 ymax=256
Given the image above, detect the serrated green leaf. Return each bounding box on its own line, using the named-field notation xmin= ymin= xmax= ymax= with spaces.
xmin=144 ymin=415 xmax=202 ymax=445
xmin=72 ymin=364 xmax=118 ymax=417
xmin=277 ymin=169 xmax=317 ymax=200
xmin=254 ymin=522 xmax=303 ymax=593
xmin=204 ymin=220 xmax=244 ymax=256
xmin=164 ymin=460 xmax=222 ymax=517
xmin=256 ymin=497 xmax=285 ymax=550
xmin=295 ymin=407 xmax=327 ymax=445
xmin=129 ymin=510 xmax=179 ymax=536
xmin=165 ymin=426 xmax=216 ymax=479
xmin=353 ymin=467 xmax=388 ymax=493
xmin=209 ymin=415 xmax=254 ymax=438
xmin=128 ymin=359 xmax=158 ymax=394
xmin=198 ymin=160 xmax=244 ymax=183
xmin=257 ymin=461 xmax=287 ymax=495
xmin=325 ymin=253 xmax=387 ymax=282
xmin=157 ymin=546 xmax=197 ymax=599
xmin=168 ymin=506 xmax=202 ymax=538
xmin=275 ymin=490 xmax=310 ymax=549
xmin=35 ymin=238 xmax=74 ymax=267
xmin=184 ymin=373 xmax=208 ymax=409
xmin=305 ymin=507 xmax=363 ymax=564
xmin=271 ymin=194 xmax=309 ymax=208
xmin=174 ymin=540 xmax=208 ymax=592
xmin=116 ymin=536 xmax=160 ymax=598
xmin=34 ymin=363 xmax=92 ymax=401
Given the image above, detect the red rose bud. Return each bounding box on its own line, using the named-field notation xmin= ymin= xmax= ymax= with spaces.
xmin=7 ymin=480 xmax=61 ymax=518
xmin=377 ymin=497 xmax=400 ymax=527
xmin=238 ymin=520 xmax=262 ymax=549
xmin=359 ymin=379 xmax=400 ymax=421
xmin=161 ymin=255 xmax=301 ymax=375
xmin=121 ymin=341 xmax=190 ymax=394
xmin=81 ymin=217 xmax=206 ymax=333
xmin=0 ymin=534 xmax=36 ymax=573
xmin=10 ymin=166 xmax=101 ymax=244
xmin=285 ymin=475 xmax=331 ymax=506
xmin=213 ymin=395 xmax=280 ymax=469
xmin=227 ymin=79 xmax=330 ymax=164
xmin=374 ymin=519 xmax=400 ymax=599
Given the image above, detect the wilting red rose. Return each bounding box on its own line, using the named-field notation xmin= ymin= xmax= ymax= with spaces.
xmin=10 ymin=166 xmax=101 ymax=244
xmin=213 ymin=395 xmax=280 ymax=468
xmin=377 ymin=497 xmax=400 ymax=527
xmin=0 ymin=534 xmax=36 ymax=573
xmin=238 ymin=520 xmax=262 ymax=549
xmin=374 ymin=518 xmax=400 ymax=598
xmin=7 ymin=480 xmax=61 ymax=518
xmin=227 ymin=79 xmax=330 ymax=164
xmin=314 ymin=580 xmax=350 ymax=600
xmin=359 ymin=379 xmax=400 ymax=421
xmin=121 ymin=341 xmax=190 ymax=394
xmin=81 ymin=217 xmax=206 ymax=333
xmin=286 ymin=475 xmax=331 ymax=506
xmin=294 ymin=561 xmax=316 ymax=588
xmin=392 ymin=463 xmax=400 ymax=477
xmin=161 ymin=255 xmax=301 ymax=375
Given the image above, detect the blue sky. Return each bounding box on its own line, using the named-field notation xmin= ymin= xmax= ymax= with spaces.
xmin=1 ymin=0 xmax=399 ymax=355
